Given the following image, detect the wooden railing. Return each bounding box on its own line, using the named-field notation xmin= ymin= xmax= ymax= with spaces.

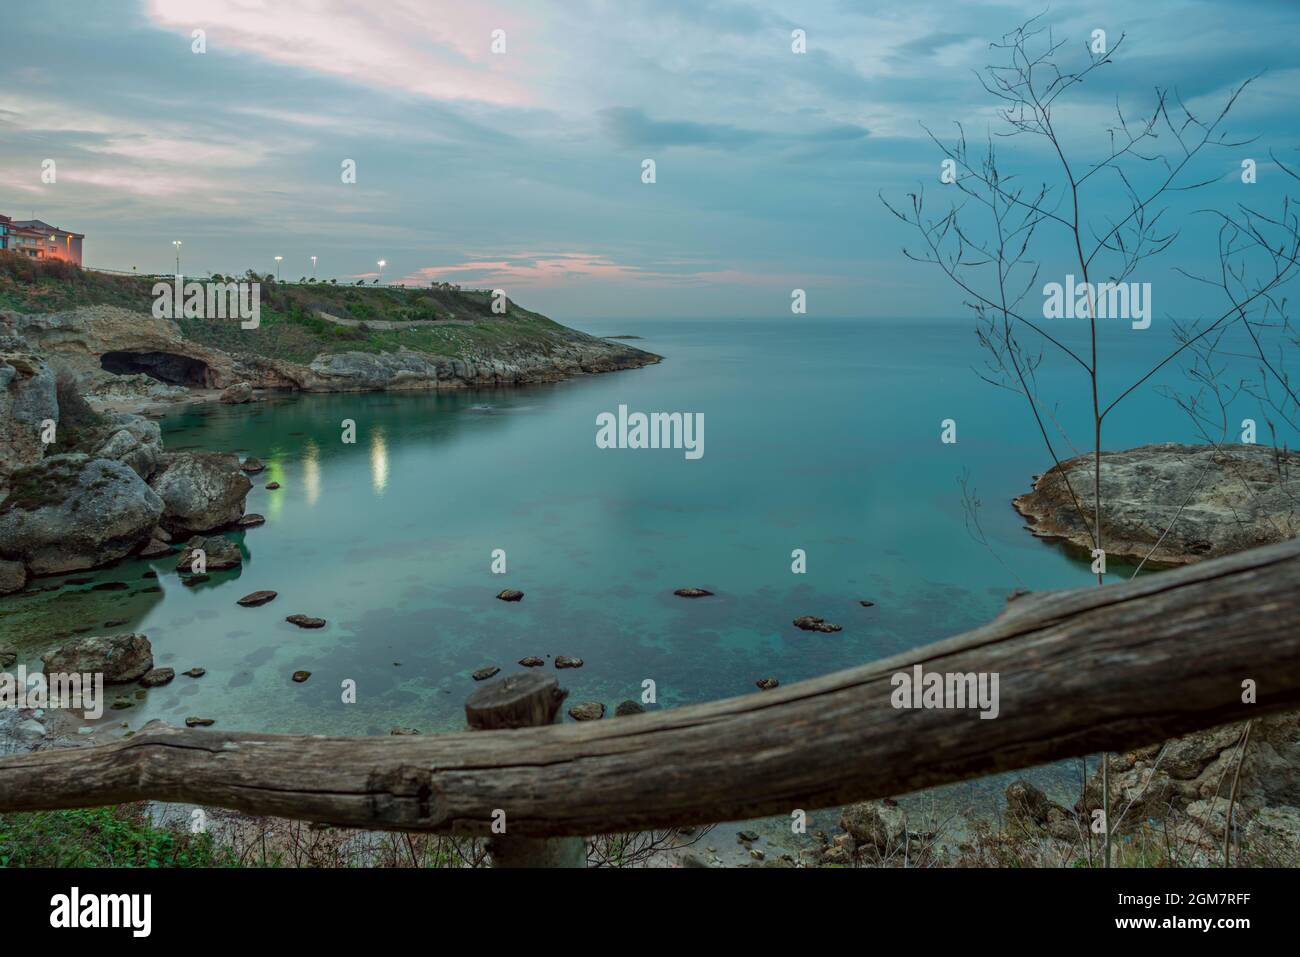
xmin=2 ymin=538 xmax=1297 ymax=843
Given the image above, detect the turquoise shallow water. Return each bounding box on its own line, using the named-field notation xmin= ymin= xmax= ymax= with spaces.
xmin=1 ymin=316 xmax=1268 ymax=818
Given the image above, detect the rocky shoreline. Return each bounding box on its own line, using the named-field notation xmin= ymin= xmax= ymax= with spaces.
xmin=1012 ymin=442 xmax=1300 ymax=567
xmin=8 ymin=305 xmax=659 ymax=404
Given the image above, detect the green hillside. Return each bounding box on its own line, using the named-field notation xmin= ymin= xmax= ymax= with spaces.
xmin=0 ymin=252 xmax=594 ymax=364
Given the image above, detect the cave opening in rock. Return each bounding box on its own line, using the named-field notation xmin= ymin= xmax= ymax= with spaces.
xmin=100 ymin=351 xmax=213 ymax=387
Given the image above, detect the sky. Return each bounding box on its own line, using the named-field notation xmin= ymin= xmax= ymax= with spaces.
xmin=1 ymin=0 xmax=1297 ymax=320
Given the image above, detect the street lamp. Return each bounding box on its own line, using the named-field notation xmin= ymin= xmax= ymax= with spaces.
xmin=310 ymin=255 xmax=317 ymax=278
xmin=172 ymin=240 xmax=182 ymax=276
xmin=274 ymin=255 xmax=283 ymax=281
xmin=377 ymin=259 xmax=386 ymax=284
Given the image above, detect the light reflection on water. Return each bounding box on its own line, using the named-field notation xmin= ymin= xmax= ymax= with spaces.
xmin=0 ymin=317 xmax=1240 ymax=838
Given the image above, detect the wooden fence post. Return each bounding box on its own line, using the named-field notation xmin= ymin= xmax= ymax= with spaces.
xmin=465 ymin=671 xmax=587 ymax=868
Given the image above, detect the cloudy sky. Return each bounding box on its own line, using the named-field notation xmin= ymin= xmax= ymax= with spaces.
xmin=1 ymin=0 xmax=1297 ymax=319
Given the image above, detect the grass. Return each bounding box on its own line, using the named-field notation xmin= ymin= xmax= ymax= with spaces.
xmin=0 ymin=252 xmax=583 ymax=365
xmin=0 ymin=805 xmax=228 ymax=867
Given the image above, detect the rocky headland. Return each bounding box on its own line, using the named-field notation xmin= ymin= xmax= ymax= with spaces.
xmin=1012 ymin=442 xmax=1299 ymax=566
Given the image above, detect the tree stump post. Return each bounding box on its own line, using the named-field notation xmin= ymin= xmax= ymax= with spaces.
xmin=465 ymin=671 xmax=586 ymax=868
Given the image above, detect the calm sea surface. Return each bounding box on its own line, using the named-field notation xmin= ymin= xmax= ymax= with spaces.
xmin=2 ymin=316 xmax=1259 ymax=821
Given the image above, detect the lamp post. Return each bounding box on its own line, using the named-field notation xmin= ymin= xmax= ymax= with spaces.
xmin=172 ymin=240 xmax=182 ymax=276
xmin=274 ymin=255 xmax=283 ymax=281
xmin=377 ymin=259 xmax=386 ymax=285
xmin=311 ymin=255 xmax=317 ymax=279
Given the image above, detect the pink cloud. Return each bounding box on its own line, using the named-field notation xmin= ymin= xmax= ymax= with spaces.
xmin=398 ymin=253 xmax=842 ymax=290
xmin=146 ymin=0 xmax=533 ymax=106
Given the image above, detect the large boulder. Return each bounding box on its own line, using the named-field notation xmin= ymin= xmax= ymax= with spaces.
xmin=149 ymin=451 xmax=251 ymax=533
xmin=0 ymin=454 xmax=164 ymax=574
xmin=219 ymin=382 xmax=253 ymax=404
xmin=0 ymin=558 xmax=26 ymax=595
xmin=42 ymin=633 xmax=153 ymax=684
xmin=92 ymin=413 xmax=163 ymax=479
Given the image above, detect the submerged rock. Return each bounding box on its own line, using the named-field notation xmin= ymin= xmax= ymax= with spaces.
xmin=42 ymin=633 xmax=154 ymax=683
xmin=614 ymin=700 xmax=645 ymax=716
xmin=291 ymin=671 xmax=311 ymax=683
xmin=674 ymin=587 xmax=714 ymax=598
xmin=1014 ymin=443 xmax=1300 ymax=566
xmin=0 ymin=454 xmax=164 ymax=575
xmin=793 ymin=616 xmax=841 ymax=633
xmin=182 ymin=667 xmax=206 ymax=678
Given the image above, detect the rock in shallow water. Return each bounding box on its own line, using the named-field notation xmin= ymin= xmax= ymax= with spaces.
xmin=139 ymin=667 xmax=175 ymax=688
xmin=175 ymin=535 xmax=242 ymax=571
xmin=614 ymin=700 xmax=645 ymax=716
xmin=555 ymin=656 xmax=583 ymax=669
xmin=42 ymin=633 xmax=154 ymax=684
xmin=517 ymin=656 xmax=545 ymax=667
xmin=237 ymin=589 xmax=277 ymax=607
xmin=793 ymin=615 xmax=841 ymax=633
xmin=149 ymin=451 xmax=251 ymax=534
xmin=496 ymin=588 xmax=524 ymax=602
xmin=673 ymin=587 xmax=714 ymax=598
xmin=285 ymin=614 xmax=326 ymax=629
xmin=472 ymin=665 xmax=501 ymax=681
xmin=755 ymin=677 xmax=779 ymax=690
xmin=568 ymin=701 xmax=605 ymax=721
xmin=220 ymin=382 xmax=254 ymax=404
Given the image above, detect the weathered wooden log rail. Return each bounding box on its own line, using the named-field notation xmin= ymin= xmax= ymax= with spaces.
xmin=1 ymin=538 xmax=1297 ymax=838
